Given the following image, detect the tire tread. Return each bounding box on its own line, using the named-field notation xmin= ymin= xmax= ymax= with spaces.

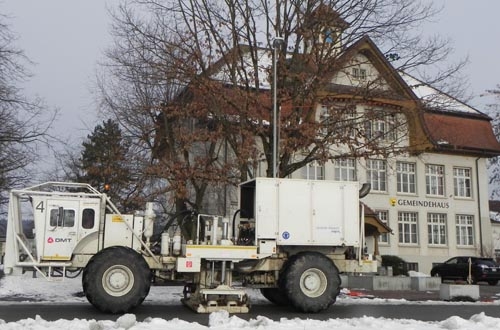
xmin=282 ymin=252 xmax=340 ymax=313
xmin=82 ymin=246 xmax=151 ymax=313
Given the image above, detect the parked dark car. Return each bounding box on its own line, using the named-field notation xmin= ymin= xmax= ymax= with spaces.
xmin=430 ymin=256 xmax=500 ymax=285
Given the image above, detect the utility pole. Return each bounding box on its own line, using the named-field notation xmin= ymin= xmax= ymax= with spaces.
xmin=272 ymin=37 xmax=284 ymax=178
xmin=272 ymin=0 xmax=284 ymax=178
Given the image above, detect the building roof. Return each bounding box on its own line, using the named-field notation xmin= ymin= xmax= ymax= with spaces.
xmin=422 ymin=112 xmax=500 ymax=157
xmin=334 ymin=39 xmax=500 ymax=157
xmin=322 ymin=37 xmax=500 ymax=157
xmin=400 ymin=72 xmax=485 ymax=116
xmin=206 ymin=35 xmax=500 ymax=158
xmin=399 ymin=72 xmax=500 ymax=156
xmin=363 ymin=203 xmax=392 ymax=235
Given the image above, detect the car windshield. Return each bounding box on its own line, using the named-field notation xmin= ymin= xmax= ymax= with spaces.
xmin=477 ymin=259 xmax=498 ymax=267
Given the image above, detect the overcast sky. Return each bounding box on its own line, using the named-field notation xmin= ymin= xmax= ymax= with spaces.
xmin=2 ymin=0 xmax=500 ymax=145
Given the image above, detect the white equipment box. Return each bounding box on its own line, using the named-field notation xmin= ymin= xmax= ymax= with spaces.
xmin=240 ymin=178 xmax=360 ymax=246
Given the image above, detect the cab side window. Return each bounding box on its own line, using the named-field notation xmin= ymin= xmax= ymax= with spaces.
xmin=82 ymin=208 xmax=95 ymax=229
xmin=50 ymin=208 xmax=75 ymax=227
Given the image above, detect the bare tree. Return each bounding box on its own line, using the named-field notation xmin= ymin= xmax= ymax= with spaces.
xmin=97 ymin=6 xmax=245 ymax=238
xmin=97 ymin=0 xmax=467 ymax=218
xmin=0 ymin=15 xmax=55 ymax=206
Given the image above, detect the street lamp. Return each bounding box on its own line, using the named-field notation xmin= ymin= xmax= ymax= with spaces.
xmin=272 ymin=36 xmax=284 ymax=178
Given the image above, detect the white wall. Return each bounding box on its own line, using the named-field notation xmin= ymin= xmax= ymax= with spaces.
xmin=313 ymin=153 xmax=493 ymax=274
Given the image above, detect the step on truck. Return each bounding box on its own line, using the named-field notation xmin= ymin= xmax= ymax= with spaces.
xmin=3 ymin=178 xmax=375 ymax=313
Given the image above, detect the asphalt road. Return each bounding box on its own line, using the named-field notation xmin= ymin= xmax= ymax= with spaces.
xmin=1 ymin=267 xmax=500 ymax=325
xmin=1 ymin=300 xmax=500 ymax=326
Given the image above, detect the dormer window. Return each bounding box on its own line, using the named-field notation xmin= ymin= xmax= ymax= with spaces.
xmin=364 ymin=111 xmax=397 ymax=141
xmin=352 ymin=67 xmax=367 ymax=80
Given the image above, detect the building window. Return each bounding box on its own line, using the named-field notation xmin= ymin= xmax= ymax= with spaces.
xmin=352 ymin=67 xmax=367 ymax=80
xmin=427 ymin=213 xmax=447 ymax=245
xmin=367 ymin=159 xmax=387 ymax=192
xmin=319 ymin=104 xmax=330 ymax=136
xmin=396 ymin=162 xmax=416 ymax=194
xmin=364 ymin=114 xmax=396 ymax=141
xmin=426 ymin=164 xmax=445 ymax=196
xmin=398 ymin=212 xmax=418 ymax=244
xmin=456 ymin=214 xmax=474 ymax=246
xmin=301 ymin=162 xmax=324 ymax=180
xmin=334 ymin=159 xmax=356 ymax=181
xmin=377 ymin=210 xmax=389 ymax=244
xmin=406 ymin=262 xmax=419 ymax=272
xmin=454 ymin=167 xmax=472 ymax=198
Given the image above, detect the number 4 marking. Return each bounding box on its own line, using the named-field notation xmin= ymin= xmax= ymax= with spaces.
xmin=35 ymin=201 xmax=44 ymax=212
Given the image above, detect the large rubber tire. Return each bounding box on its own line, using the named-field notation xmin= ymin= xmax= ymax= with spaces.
xmin=82 ymin=246 xmax=152 ymax=313
xmin=260 ymin=287 xmax=290 ymax=306
xmin=282 ymin=252 xmax=340 ymax=313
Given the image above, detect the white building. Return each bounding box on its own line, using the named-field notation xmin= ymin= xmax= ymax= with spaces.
xmin=242 ymin=37 xmax=500 ymax=275
xmin=287 ymin=38 xmax=500 ymax=274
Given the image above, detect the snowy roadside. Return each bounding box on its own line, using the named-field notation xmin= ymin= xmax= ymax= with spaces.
xmin=1 ymin=311 xmax=499 ymax=330
xmin=1 ymin=269 xmax=500 ymax=329
xmin=1 ymin=268 xmax=500 ymax=306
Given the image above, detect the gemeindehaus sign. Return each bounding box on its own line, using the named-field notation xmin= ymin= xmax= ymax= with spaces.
xmin=390 ymin=198 xmax=450 ymax=209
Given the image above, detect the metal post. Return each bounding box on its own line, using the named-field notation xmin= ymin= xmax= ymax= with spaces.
xmin=272 ymin=37 xmax=284 ymax=178
xmin=475 ymin=157 xmax=484 ymax=256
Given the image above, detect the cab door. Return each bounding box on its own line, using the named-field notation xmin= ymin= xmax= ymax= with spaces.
xmin=75 ymin=202 xmax=100 ymax=254
xmin=42 ymin=200 xmax=79 ymax=260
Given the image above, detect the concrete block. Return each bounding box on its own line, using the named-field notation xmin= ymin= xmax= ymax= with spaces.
xmin=373 ymin=276 xmax=411 ymax=290
xmin=340 ymin=274 xmax=348 ymax=287
xmin=377 ymin=266 xmax=387 ymax=276
xmin=344 ymin=275 xmax=440 ymax=292
xmin=347 ymin=275 xmax=374 ymax=290
xmin=439 ymin=284 xmax=479 ymax=301
xmin=411 ymin=277 xmax=441 ymax=291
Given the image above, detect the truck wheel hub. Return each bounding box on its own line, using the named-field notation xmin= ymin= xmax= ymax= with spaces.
xmin=300 ymin=268 xmax=327 ymax=298
xmin=103 ymin=265 xmax=134 ymax=297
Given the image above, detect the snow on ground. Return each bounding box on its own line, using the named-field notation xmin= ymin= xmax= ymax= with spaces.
xmin=1 ymin=312 xmax=500 ymax=330
xmin=1 ymin=268 xmax=500 ymax=329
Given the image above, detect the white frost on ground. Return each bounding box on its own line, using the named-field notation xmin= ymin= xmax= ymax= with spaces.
xmin=1 ymin=270 xmax=500 ymax=329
